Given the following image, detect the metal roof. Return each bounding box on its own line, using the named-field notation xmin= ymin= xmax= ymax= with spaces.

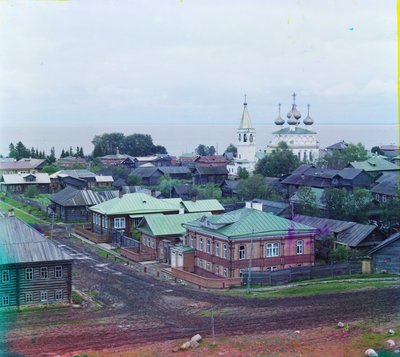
xmin=0 ymin=217 xmax=73 ymax=264
xmin=350 ymin=157 xmax=399 ymax=172
xmin=137 ymin=212 xmax=210 ymax=237
xmin=89 ymin=192 xmax=180 ymax=215
xmin=182 ymin=199 xmax=225 ymax=213
xmin=272 ymin=127 xmax=316 ymax=135
xmin=95 ymin=175 xmax=114 ymax=183
xmin=239 ymin=104 xmax=253 ymax=129
xmin=50 ymin=169 xmax=96 ymax=179
xmin=2 ymin=173 xmax=51 ymax=184
xmin=184 ymin=208 xmax=315 ymax=239
xmin=159 ymin=166 xmax=190 ymax=175
xmin=50 ymin=186 xmax=108 ymax=207
xmin=195 ymin=166 xmax=229 ymax=175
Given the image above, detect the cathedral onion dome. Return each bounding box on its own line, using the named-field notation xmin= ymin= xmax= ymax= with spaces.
xmin=287 ymin=92 xmax=301 ymax=125
xmin=303 ymin=104 xmax=314 ymax=125
xmin=274 ymin=103 xmax=285 ymax=125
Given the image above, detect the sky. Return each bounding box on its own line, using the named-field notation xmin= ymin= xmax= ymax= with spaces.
xmin=0 ymin=0 xmax=397 ymax=155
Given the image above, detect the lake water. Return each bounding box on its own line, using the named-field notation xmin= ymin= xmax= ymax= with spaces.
xmin=0 ymin=123 xmax=398 ymax=157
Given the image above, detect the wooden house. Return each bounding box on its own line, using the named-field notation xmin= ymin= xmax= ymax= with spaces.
xmin=182 ymin=208 xmax=317 ymax=278
xmin=1 ymin=173 xmax=51 ymax=194
xmin=0 ymin=159 xmax=46 ymax=179
xmin=368 ymin=232 xmax=400 ymax=274
xmin=194 ymin=156 xmax=228 ymax=167
xmin=0 ymin=217 xmax=73 ymax=308
xmin=57 ymin=156 xmax=87 ymax=168
xmin=193 ymin=166 xmax=228 ymax=185
xmin=348 ymin=157 xmax=399 ymax=178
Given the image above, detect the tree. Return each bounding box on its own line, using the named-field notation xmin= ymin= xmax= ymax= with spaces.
xmin=236 ymin=174 xmax=278 ymax=201
xmin=225 ymin=144 xmax=237 ymax=156
xmin=41 ymin=164 xmax=60 ymax=175
xmin=323 ymin=188 xmax=348 ymax=220
xmin=47 ymin=147 xmax=56 ymax=164
xmin=208 ymin=145 xmax=216 ymax=156
xmin=237 ymin=167 xmax=249 ymax=180
xmin=371 ymin=146 xmax=384 ymax=156
xmin=127 ymin=175 xmax=142 ymax=186
xmin=255 ymin=141 xmax=301 ymax=177
xmin=381 ymin=199 xmax=399 ymax=233
xmin=295 ymin=187 xmax=318 ymax=216
xmin=24 ymin=185 xmax=38 ymax=198
xmin=152 ymin=145 xmax=167 ymax=154
xmin=124 ymin=134 xmax=156 ymax=156
xmin=345 ymin=189 xmax=373 ymax=223
xmin=157 ymin=174 xmax=174 ymax=197
xmin=197 ymin=183 xmax=222 ymax=200
xmin=92 ymin=132 xmax=125 ymax=157
xmin=326 ymin=143 xmax=368 ymax=169
xmin=195 ymin=144 xmax=208 ymax=156
xmin=60 ymin=149 xmax=66 ymax=158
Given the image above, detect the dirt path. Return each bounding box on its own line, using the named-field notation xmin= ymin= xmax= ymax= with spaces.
xmin=4 ymin=234 xmax=400 ymax=356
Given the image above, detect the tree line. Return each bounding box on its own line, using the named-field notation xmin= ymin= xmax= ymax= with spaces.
xmin=8 ymin=142 xmax=56 ymax=163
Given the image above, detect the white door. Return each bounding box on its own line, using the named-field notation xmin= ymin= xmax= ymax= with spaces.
xmin=178 ymin=252 xmax=183 ymax=267
xmin=171 ymin=250 xmax=177 ymax=268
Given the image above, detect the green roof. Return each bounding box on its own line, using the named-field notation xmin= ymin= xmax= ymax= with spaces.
xmin=290 ymin=188 xmax=325 ymax=208
xmin=183 ymin=208 xmax=315 ymax=239
xmin=137 ymin=212 xmax=211 ymax=236
xmin=89 ymin=193 xmax=179 ymax=215
xmin=161 ymin=198 xmax=184 ymax=209
xmin=350 ymin=157 xmax=399 ymax=172
xmin=273 ymin=127 xmax=316 ymax=135
xmin=182 ymin=199 xmax=225 ymax=213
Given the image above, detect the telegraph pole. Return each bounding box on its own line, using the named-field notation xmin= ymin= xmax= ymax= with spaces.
xmin=211 ymin=307 xmax=215 ymax=345
xmin=247 ymin=229 xmax=254 ymax=292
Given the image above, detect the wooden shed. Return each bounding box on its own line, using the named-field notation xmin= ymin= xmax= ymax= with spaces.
xmin=368 ymin=232 xmax=400 ymax=274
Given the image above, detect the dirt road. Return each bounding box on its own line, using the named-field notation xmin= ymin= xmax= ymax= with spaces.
xmin=4 ymin=233 xmax=400 ymax=356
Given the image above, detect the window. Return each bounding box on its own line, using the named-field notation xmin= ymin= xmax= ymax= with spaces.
xmin=266 ymin=242 xmax=279 ymax=257
xmin=147 ymin=238 xmax=150 ymax=247
xmin=206 ymin=262 xmax=211 ymax=271
xmin=375 ymin=194 xmax=380 ymax=201
xmin=206 ymin=240 xmax=211 ymax=254
xmin=199 ymin=259 xmax=203 ymax=268
xmin=215 ymin=265 xmax=220 ymax=275
xmin=223 ymin=244 xmax=227 ymax=259
xmin=2 ymin=270 xmax=9 ymax=283
xmin=26 ymin=293 xmax=33 ymax=303
xmin=223 ymin=268 xmax=228 ymax=277
xmin=215 ymin=242 xmax=220 ymax=257
xmin=113 ymin=217 xmax=125 ymax=229
xmin=267 ymin=266 xmax=278 ymax=271
xmin=2 ymin=296 xmax=9 ymax=306
xmin=199 ymin=238 xmax=203 ymax=251
xmin=40 ymin=267 xmax=48 ymax=279
xmin=382 ymin=195 xmax=387 ymax=203
xmin=190 ymin=237 xmax=194 ymax=248
xmin=239 ymin=269 xmax=244 ymax=278
xmin=297 ymin=240 xmax=303 ymax=255
xmin=151 ymin=240 xmax=155 ymax=249
xmin=26 ymin=268 xmax=33 ymax=281
xmin=40 ymin=291 xmax=48 ymax=302
xmin=55 ymin=290 xmax=63 ymax=301
xmin=239 ymin=245 xmax=246 ymax=260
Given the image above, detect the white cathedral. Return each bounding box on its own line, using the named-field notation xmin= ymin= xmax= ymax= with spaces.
xmin=227 ymin=93 xmax=319 ymax=176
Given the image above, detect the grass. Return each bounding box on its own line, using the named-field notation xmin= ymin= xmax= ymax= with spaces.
xmin=297 ymin=273 xmax=399 ymax=282
xmin=0 ymin=201 xmax=44 ymax=224
xmin=23 ymin=193 xmax=51 ymax=206
xmin=231 ymin=280 xmax=399 ymax=298
xmin=71 ymin=291 xmax=85 ymax=305
xmin=97 ymin=249 xmax=109 ymax=258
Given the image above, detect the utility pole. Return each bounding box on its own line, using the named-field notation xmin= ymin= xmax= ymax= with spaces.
xmin=50 ymin=210 xmax=55 ymax=240
xmin=247 ymin=229 xmax=254 ymax=293
xmin=211 ymin=307 xmax=215 ymax=345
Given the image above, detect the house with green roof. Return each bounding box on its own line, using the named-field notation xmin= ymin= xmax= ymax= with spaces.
xmin=131 ymin=212 xmax=211 ymax=263
xmin=348 ymin=157 xmax=399 ymax=178
xmin=180 ymin=208 xmax=317 ymax=279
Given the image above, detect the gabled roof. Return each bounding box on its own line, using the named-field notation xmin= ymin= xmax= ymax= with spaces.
xmin=159 ymin=166 xmax=190 ymax=175
xmin=336 ymin=168 xmax=364 ymax=180
xmin=371 ymin=174 xmax=399 ymax=197
xmin=350 ymin=157 xmax=399 ymax=172
xmin=95 ymin=175 xmax=114 ymax=183
xmin=182 ymin=199 xmax=225 ymax=213
xmin=368 ymin=232 xmax=400 ymax=255
xmin=131 ymin=167 xmax=159 ymax=178
xmin=326 ymin=141 xmax=348 ymax=150
xmin=184 ymin=208 xmax=315 ymax=239
xmin=249 ymin=199 xmax=290 ymax=215
xmin=195 ymin=155 xmax=228 ymax=164
xmin=194 ymin=166 xmax=229 ymax=175
xmin=89 ymin=192 xmax=179 ymax=215
xmin=0 ymin=217 xmax=73 ymax=264
xmin=137 ymin=212 xmax=210 ymax=237
xmin=0 ymin=161 xmax=37 ymax=170
xmin=50 ymin=186 xmax=107 ymax=207
xmin=172 ymin=184 xmax=192 ymax=195
xmin=2 ymin=173 xmax=51 ymax=185
xmin=292 ymin=214 xmax=377 ymax=247
xmin=50 ymin=169 xmax=96 ymax=179
xmin=220 ymin=180 xmax=240 ymax=190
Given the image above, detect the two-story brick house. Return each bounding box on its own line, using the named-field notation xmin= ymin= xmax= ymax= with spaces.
xmin=182 ymin=208 xmax=316 ymax=278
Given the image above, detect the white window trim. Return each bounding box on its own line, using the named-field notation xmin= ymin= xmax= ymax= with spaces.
xmin=297 ymin=240 xmax=303 ymax=255
xmin=2 ymin=270 xmax=9 ymax=283
xmin=26 ymin=268 xmax=33 ymax=281
xmin=40 ymin=291 xmax=48 ymax=302
xmin=40 ymin=267 xmax=48 ymax=279
xmin=239 ymin=245 xmax=246 ymax=260
xmin=55 ymin=290 xmax=63 ymax=301
xmin=266 ymin=242 xmax=279 ymax=257
xmin=215 ymin=242 xmax=220 ymax=257
xmin=26 ymin=293 xmax=33 ymax=303
xmin=114 ymin=217 xmax=126 ymax=229
xmin=55 ymin=266 xmax=62 ymax=278
xmin=2 ymin=296 xmax=9 ymax=306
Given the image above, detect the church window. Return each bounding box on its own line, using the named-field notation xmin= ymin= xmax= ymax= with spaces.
xmin=243 ymin=134 xmax=247 ymax=142
xmin=298 ymin=152 xmax=301 ymax=160
xmin=249 ymin=134 xmax=253 ymax=142
xmin=303 ymin=151 xmax=307 ymax=161
xmin=309 ymin=152 xmax=313 ymax=161
xmin=238 ymin=134 xmax=241 ymax=142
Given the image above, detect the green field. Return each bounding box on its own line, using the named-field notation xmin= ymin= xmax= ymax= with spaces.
xmin=0 ymin=200 xmax=45 ymax=224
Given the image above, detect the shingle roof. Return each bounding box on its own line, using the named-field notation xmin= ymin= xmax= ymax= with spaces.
xmin=2 ymin=173 xmax=50 ymax=185
xmin=371 ymin=174 xmax=399 ymax=197
xmin=51 ymin=186 xmax=107 ymax=207
xmin=350 ymin=157 xmax=399 ymax=172
xmin=337 ymin=168 xmax=364 ymax=180
xmin=368 ymin=232 xmax=400 ymax=255
xmin=131 ymin=167 xmax=159 ymax=178
xmin=195 ymin=155 xmax=227 ymax=164
xmin=137 ymin=212 xmax=210 ymax=236
xmin=89 ymin=192 xmax=179 ymax=215
xmin=0 ymin=217 xmax=73 ymax=264
xmin=292 ymin=214 xmax=377 ymax=247
xmin=184 ymin=208 xmax=315 ymax=239
xmin=159 ymin=166 xmax=190 ymax=175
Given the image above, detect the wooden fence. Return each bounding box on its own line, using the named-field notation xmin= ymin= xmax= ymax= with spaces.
xmin=243 ymin=261 xmax=362 ymax=286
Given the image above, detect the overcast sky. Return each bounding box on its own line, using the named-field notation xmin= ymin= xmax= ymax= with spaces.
xmin=0 ymin=0 xmax=397 ymax=132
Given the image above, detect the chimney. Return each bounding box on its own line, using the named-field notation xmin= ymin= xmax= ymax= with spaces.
xmin=151 ymin=189 xmax=156 ymax=197
xmin=119 ymin=188 xmax=124 ymax=199
xmin=191 ymin=195 xmax=197 ymax=202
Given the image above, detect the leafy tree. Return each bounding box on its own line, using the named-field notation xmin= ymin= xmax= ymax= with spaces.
xmin=225 ymin=144 xmax=237 ymax=156
xmin=323 ymin=188 xmax=348 ymax=220
xmin=380 ymin=199 xmax=399 ymax=233
xmin=295 ymin=187 xmax=318 ymax=216
xmin=255 ymin=141 xmax=301 ymax=177
xmin=92 ymin=132 xmax=125 ymax=157
xmin=195 ymin=144 xmax=208 ymax=156
xmin=345 ymin=189 xmax=373 ymax=223
xmin=237 ymin=167 xmax=249 ymax=180
xmin=152 ymin=145 xmax=167 ymax=154
xmin=326 ymin=143 xmax=368 ymax=169
xmin=157 ymin=174 xmax=175 ymax=197
xmin=24 ymin=185 xmax=38 ymax=198
xmin=124 ymin=134 xmax=156 ymax=156
xmin=41 ymin=164 xmax=60 ymax=175
xmin=197 ymin=183 xmax=222 ymax=200
xmin=208 ymin=145 xmax=216 ymax=156
xmin=127 ymin=175 xmax=142 ymax=186
xmin=236 ymin=174 xmax=279 ymax=201
xmin=371 ymin=146 xmax=384 ymax=156
xmin=330 ymin=245 xmax=364 ymax=263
